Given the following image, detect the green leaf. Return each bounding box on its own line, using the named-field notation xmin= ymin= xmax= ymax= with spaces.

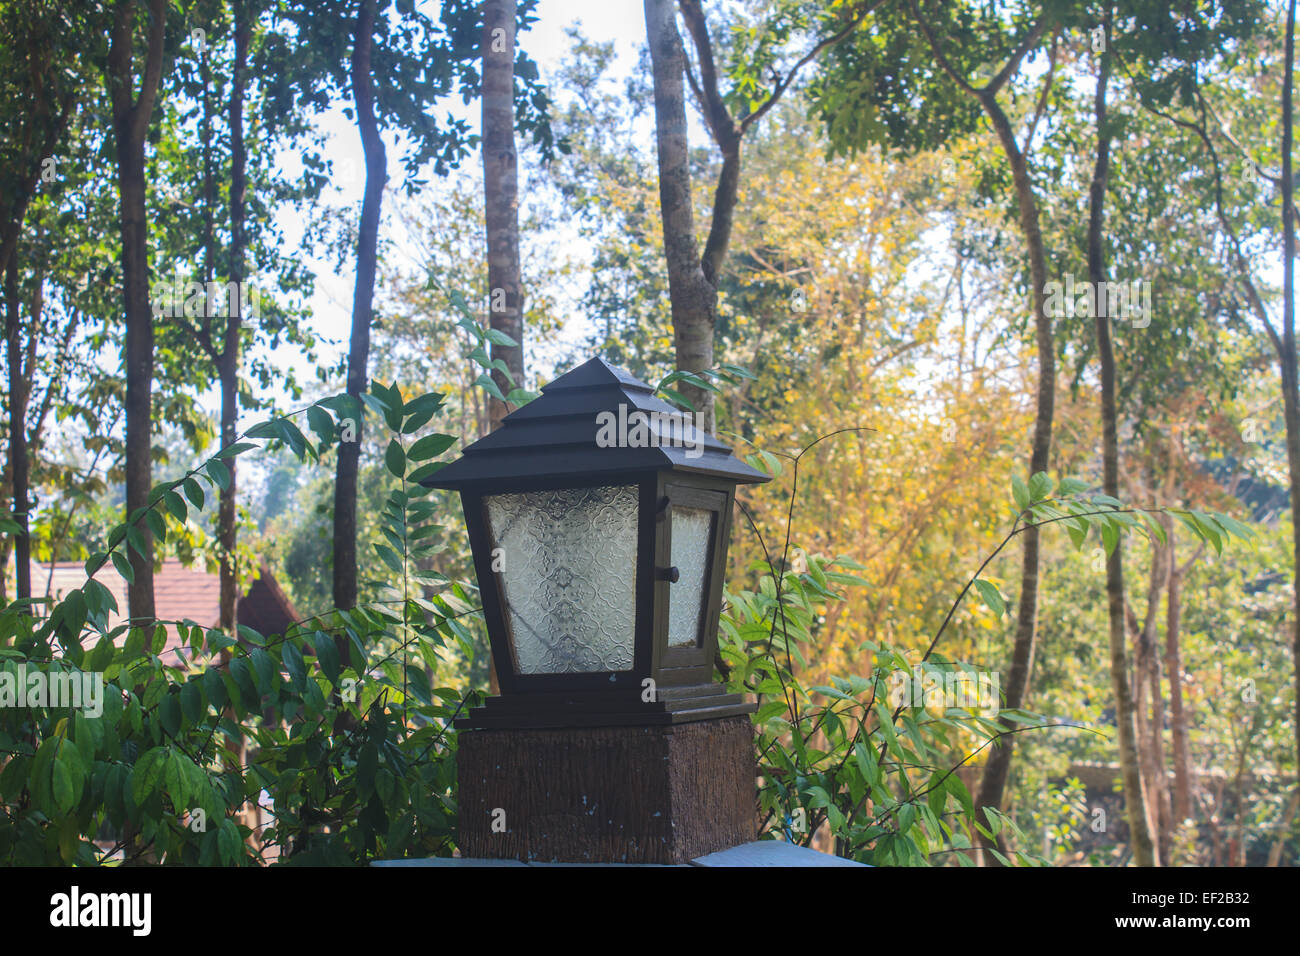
xmin=404 ymin=392 xmax=446 ymax=418
xmin=657 ymin=386 xmax=694 ymax=411
xmin=131 ymin=746 xmax=168 ymax=805
xmin=159 ymin=692 xmax=182 ymax=738
xmin=1100 ymin=519 xmax=1120 ymax=557
xmin=164 ymin=750 xmax=191 ymax=807
xmin=972 ymin=579 xmax=1005 ymax=617
xmin=51 ymin=754 xmax=77 ymax=813
xmin=182 ymin=477 xmax=205 ymax=509
xmin=472 ymin=373 xmax=507 ymax=402
xmin=1212 ymin=512 xmax=1254 ymax=540
xmin=484 ymin=328 xmax=518 ymax=347
xmin=307 ymin=404 xmax=335 ymax=442
xmin=385 ymin=439 xmax=407 ymax=478
xmin=408 ymin=433 xmax=457 ymax=461
xmin=163 ymin=491 xmax=187 ymax=522
xmin=202 ymin=667 xmax=227 ymax=709
xmin=111 ymin=551 xmax=134 ymax=584
xmin=180 ymin=680 xmax=204 ymax=724
xmin=1057 ymin=477 xmax=1088 ymax=496
xmin=207 ymin=459 xmax=231 ymax=491
xmin=1138 ymin=511 xmax=1167 ymax=545
xmin=1011 ymin=475 xmax=1029 ymax=511
xmin=375 ymin=544 xmax=404 ymax=574
xmin=312 ymin=632 xmax=341 ymax=684
xmin=357 ymin=743 xmax=379 ymax=799
xmin=214 ymin=441 xmax=259 ymax=459
xmin=250 ymin=648 xmax=276 ymax=695
xmin=245 ymin=419 xmax=281 ymax=439
xmin=230 ymin=658 xmax=259 ymax=709
xmin=504 ymin=387 xmax=538 ymax=406
xmin=408 ymin=460 xmax=449 ymax=481
xmin=282 ymin=640 xmax=307 ymax=690
xmin=1027 ymin=472 xmax=1053 ymax=502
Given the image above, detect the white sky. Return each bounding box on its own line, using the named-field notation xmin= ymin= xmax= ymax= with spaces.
xmin=244 ymin=0 xmax=648 ymax=421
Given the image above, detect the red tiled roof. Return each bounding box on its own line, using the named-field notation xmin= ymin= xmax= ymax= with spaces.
xmin=28 ymin=558 xmax=299 ymax=666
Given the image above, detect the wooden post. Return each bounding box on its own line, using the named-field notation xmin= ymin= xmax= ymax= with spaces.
xmin=458 ymin=715 xmax=756 ymax=864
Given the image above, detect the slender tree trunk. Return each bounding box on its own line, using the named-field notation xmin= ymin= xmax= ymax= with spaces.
xmin=643 ymin=0 xmax=718 ymax=428
xmin=223 ymin=0 xmax=256 ymax=843
xmin=646 ymin=0 xmax=849 ymax=429
xmin=969 ymin=91 xmax=1056 ymax=864
xmin=1 ymin=19 xmax=77 ymax=605
xmin=221 ymin=0 xmax=250 ymax=633
xmin=1164 ymin=520 xmax=1193 ymax=823
xmin=4 ymin=255 xmax=30 ymax=601
xmin=333 ymin=0 xmax=386 ymax=612
xmin=482 ymin=0 xmax=523 ymax=431
xmin=107 ymin=0 xmax=166 ymax=624
xmin=1136 ymin=543 xmax=1170 ymax=858
xmin=1079 ymin=16 xmax=1156 ymax=865
xmin=1268 ymin=790 xmax=1299 ymax=865
xmin=1147 ymin=617 xmax=1170 ymax=856
xmin=1282 ymin=0 xmax=1300 ymax=830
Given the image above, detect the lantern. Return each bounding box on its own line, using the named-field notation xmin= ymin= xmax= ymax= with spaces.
xmin=424 ymin=357 xmax=768 ymax=729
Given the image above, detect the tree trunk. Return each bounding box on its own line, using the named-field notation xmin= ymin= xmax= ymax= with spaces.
xmin=1282 ymin=0 xmax=1300 ymax=834
xmin=1164 ymin=520 xmax=1193 ymax=824
xmin=4 ymin=255 xmax=30 ymax=601
xmin=968 ymin=92 xmax=1056 ymax=865
xmin=482 ymin=0 xmax=524 ymax=431
xmin=1079 ymin=17 xmax=1156 ymax=865
xmin=107 ymin=0 xmax=166 ymax=624
xmin=643 ymin=0 xmax=718 ymax=428
xmin=220 ymin=0 xmax=250 ymax=634
xmin=1135 ymin=542 xmax=1170 ymax=859
xmin=1146 ymin=610 xmax=1170 ymax=857
xmin=333 ymin=0 xmax=386 ymax=612
xmin=0 ymin=15 xmax=75 ymax=606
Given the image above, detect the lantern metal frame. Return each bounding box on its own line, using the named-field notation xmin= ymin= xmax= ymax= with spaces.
xmin=424 ymin=357 xmax=769 ymax=729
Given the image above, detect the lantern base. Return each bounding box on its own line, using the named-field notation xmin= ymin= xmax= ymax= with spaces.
xmin=453 ymin=682 xmax=754 ymax=730
xmin=456 ymin=714 xmax=757 ymax=864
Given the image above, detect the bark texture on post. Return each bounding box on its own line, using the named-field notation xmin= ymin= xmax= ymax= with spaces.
xmin=482 ymin=0 xmax=523 ymax=431
xmin=458 ymin=716 xmax=756 ymax=863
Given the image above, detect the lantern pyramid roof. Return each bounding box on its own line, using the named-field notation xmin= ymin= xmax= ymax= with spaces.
xmin=422 ymin=357 xmax=770 ymax=489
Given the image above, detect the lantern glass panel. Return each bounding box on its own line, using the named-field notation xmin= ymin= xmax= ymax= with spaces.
xmin=666 ymin=505 xmax=715 ymax=647
xmin=484 ymin=484 xmax=639 ymax=674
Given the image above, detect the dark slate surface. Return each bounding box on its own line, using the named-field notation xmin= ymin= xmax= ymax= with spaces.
xmin=370 ymin=841 xmax=869 ymax=867
xmin=422 ymin=357 xmax=770 ymax=489
xmin=690 ymin=841 xmax=869 ymax=867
